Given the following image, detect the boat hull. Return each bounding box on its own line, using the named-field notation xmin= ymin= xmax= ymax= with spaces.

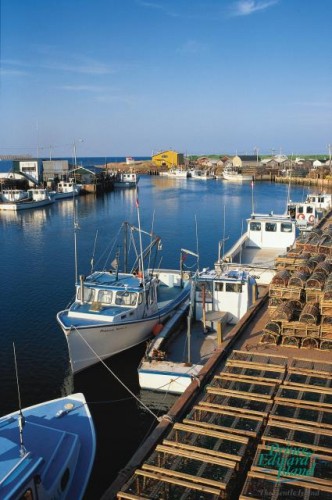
xmin=222 ymin=173 xmax=252 ymax=182
xmin=58 ymin=288 xmax=190 ymax=374
xmin=0 ymin=198 xmax=54 ymax=211
xmin=138 ymin=362 xmax=203 ymax=394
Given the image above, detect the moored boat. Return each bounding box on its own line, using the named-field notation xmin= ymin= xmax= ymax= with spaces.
xmin=222 ymin=165 xmax=252 ymax=182
xmin=138 ymin=266 xmax=257 ymax=394
xmin=220 ymin=212 xmax=297 ymax=285
xmin=51 ymin=180 xmax=81 ymax=200
xmin=0 ymin=188 xmax=54 ymax=211
xmin=114 ymin=172 xmax=139 ymax=188
xmin=190 ymin=169 xmax=215 ymax=180
xmin=0 ymin=393 xmax=96 ymax=499
xmin=288 ymin=192 xmax=332 ymax=230
xmin=57 ymin=223 xmax=196 ymax=374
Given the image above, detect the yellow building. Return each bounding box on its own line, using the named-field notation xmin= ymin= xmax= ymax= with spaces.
xmin=152 ymin=150 xmax=184 ymax=168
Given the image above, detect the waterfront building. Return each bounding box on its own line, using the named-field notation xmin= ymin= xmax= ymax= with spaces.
xmin=152 ymin=150 xmax=184 ymax=168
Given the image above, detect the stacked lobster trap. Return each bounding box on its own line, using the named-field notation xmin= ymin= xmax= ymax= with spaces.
xmin=262 ymin=225 xmax=332 ymax=350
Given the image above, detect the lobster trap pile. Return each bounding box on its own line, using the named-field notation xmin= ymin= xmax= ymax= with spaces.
xmin=117 ymin=351 xmax=332 ymax=500
xmin=263 ymin=225 xmax=332 ymax=350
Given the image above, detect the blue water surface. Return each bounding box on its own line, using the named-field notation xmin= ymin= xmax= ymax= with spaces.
xmin=0 ymin=175 xmax=309 ymax=498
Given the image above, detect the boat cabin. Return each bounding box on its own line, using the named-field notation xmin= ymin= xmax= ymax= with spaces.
xmin=195 ymin=268 xmax=256 ymax=324
xmin=0 ymin=189 xmax=28 ymax=202
xmin=245 ymin=213 xmax=295 ymax=249
xmin=306 ymin=193 xmax=332 ymax=210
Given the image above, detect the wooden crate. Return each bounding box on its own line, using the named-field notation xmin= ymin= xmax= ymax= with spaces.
xmin=281 ymin=321 xmax=320 ymax=338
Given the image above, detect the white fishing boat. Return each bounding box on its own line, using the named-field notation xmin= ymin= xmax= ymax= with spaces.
xmin=166 ymin=168 xmax=189 ymax=178
xmin=0 ymin=188 xmax=54 ymax=211
xmin=222 ymin=165 xmax=252 ymax=182
xmin=190 ymin=169 xmax=215 ymax=180
xmin=0 ymin=189 xmax=29 ymax=202
xmin=0 ymin=392 xmax=96 ymax=499
xmin=288 ymin=192 xmax=332 ymax=230
xmin=220 ymin=212 xmax=296 ymax=285
xmin=51 ymin=180 xmax=81 ymax=200
xmin=138 ymin=266 xmax=257 ymax=394
xmin=114 ymin=172 xmax=139 ymax=188
xmin=57 ymin=223 xmax=197 ymax=374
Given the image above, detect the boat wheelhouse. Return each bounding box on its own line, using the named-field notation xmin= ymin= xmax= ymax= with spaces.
xmin=114 ymin=172 xmax=138 ymax=188
xmin=220 ymin=213 xmax=296 ymax=285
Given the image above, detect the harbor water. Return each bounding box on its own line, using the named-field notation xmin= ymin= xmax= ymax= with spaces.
xmin=0 ymin=173 xmax=309 ymax=498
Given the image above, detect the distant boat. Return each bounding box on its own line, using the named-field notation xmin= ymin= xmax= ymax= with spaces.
xmin=126 ymin=156 xmax=135 ymax=165
xmin=190 ymin=169 xmax=215 ymax=180
xmin=0 ymin=189 xmax=29 ymax=202
xmin=0 ymin=188 xmax=54 ymax=211
xmin=114 ymin=172 xmax=139 ymax=188
xmin=220 ymin=212 xmax=297 ymax=285
xmin=222 ymin=165 xmax=252 ymax=182
xmin=57 ymin=223 xmax=196 ymax=374
xmin=0 ymin=393 xmax=96 ymax=499
xmin=138 ymin=266 xmax=257 ymax=394
xmin=288 ymin=192 xmax=332 ymax=230
xmin=167 ymin=168 xmax=189 ymax=178
xmin=51 ymin=180 xmax=81 ymax=200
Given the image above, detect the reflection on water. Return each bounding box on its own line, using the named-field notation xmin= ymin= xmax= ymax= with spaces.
xmin=0 ymin=176 xmax=307 ymax=499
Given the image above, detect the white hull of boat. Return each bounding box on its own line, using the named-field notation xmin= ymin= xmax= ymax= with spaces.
xmin=222 ymin=172 xmax=252 ymax=182
xmin=54 ymin=190 xmax=80 ymax=200
xmin=58 ymin=292 xmax=189 ymax=374
xmin=139 ymin=362 xmax=203 ymax=394
xmin=0 ymin=198 xmax=54 ymax=211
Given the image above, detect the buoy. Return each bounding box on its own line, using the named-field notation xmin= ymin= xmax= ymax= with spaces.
xmin=152 ymin=323 xmax=163 ymax=336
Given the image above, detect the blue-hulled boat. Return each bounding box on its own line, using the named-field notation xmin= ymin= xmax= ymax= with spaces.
xmin=0 ymin=393 xmax=96 ymax=499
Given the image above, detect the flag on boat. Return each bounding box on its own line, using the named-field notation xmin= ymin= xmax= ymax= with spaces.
xmin=111 ymin=257 xmax=118 ymax=269
xmin=136 ymin=187 xmax=139 ymax=208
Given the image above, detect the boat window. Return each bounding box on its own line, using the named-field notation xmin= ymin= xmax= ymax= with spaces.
xmin=250 ymin=222 xmax=261 ymax=231
xmin=265 ymin=222 xmax=277 ymax=232
xmin=115 ymin=291 xmax=137 ymax=306
xmin=306 ymin=206 xmax=314 ymax=214
xmin=215 ymin=282 xmax=224 ymax=292
xmin=298 ymin=206 xmax=304 ymax=214
xmin=281 ymin=222 xmax=293 ymax=232
xmin=77 ymin=286 xmax=94 ymax=302
xmin=98 ymin=290 xmax=113 ymax=304
xmin=138 ymin=292 xmax=143 ymax=304
xmin=226 ymin=283 xmax=242 ymax=293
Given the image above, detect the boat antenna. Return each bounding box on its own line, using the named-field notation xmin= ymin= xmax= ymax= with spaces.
xmin=147 ymin=210 xmax=156 ymax=273
xmin=135 ymin=187 xmax=146 ymax=291
xmin=218 ymin=205 xmax=229 ymax=262
xmin=13 ymin=342 xmax=26 ymax=457
xmin=195 ymin=214 xmax=199 ymax=272
xmin=74 ymin=196 xmax=80 ymax=284
xmin=90 ymin=229 xmax=99 ymax=273
xmin=251 ymin=178 xmax=255 ymax=215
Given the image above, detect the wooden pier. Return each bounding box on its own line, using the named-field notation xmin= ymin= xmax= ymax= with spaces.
xmin=102 ymin=211 xmax=332 ymax=500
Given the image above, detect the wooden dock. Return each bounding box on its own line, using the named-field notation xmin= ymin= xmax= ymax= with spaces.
xmin=102 ymin=211 xmax=332 ymax=500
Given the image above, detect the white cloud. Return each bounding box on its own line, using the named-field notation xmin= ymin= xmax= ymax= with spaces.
xmin=230 ymin=0 xmax=278 ymax=17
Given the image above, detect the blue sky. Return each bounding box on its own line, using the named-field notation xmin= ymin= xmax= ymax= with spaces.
xmin=0 ymin=0 xmax=331 ymax=157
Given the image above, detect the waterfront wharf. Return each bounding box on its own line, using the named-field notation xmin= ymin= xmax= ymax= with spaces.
xmin=102 ymin=211 xmax=332 ymax=500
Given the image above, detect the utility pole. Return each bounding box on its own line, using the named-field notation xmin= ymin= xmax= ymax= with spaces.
xmin=329 ymin=144 xmax=332 ymax=176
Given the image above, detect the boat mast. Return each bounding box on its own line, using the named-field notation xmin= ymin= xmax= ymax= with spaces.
xmin=135 ymin=188 xmax=146 ymax=291
xmin=13 ymin=343 xmax=26 ymax=457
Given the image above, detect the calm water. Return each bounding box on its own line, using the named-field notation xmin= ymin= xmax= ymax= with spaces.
xmin=0 ymin=176 xmax=308 ymax=498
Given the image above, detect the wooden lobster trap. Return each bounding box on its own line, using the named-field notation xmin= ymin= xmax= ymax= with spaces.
xmin=299 ymin=302 xmax=320 ymax=325
xmin=321 ymin=316 xmax=332 ymax=339
xmin=270 ymin=300 xmax=303 ymax=322
xmin=320 ymin=279 xmax=332 ymax=315
xmin=269 ymin=269 xmax=291 ymax=288
xmin=315 ymin=259 xmax=332 ymax=276
xmin=318 ymin=234 xmax=332 ymax=256
xmin=281 ymin=321 xmax=320 ymax=338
